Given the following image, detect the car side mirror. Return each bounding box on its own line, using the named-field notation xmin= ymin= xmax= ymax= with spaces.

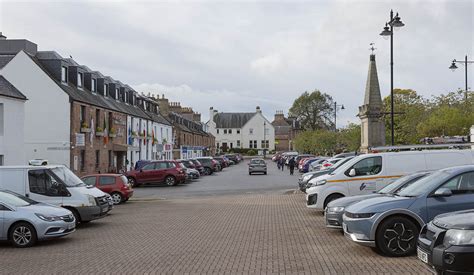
xmin=433 ymin=188 xmax=452 ymax=197
xmin=349 ymin=168 xmax=356 ymax=177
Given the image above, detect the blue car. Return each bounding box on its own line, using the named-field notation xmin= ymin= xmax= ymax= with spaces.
xmin=343 ymin=165 xmax=474 ymax=257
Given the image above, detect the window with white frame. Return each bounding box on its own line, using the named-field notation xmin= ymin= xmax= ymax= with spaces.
xmin=77 ymin=72 xmax=83 ymax=87
xmin=61 ymin=66 xmax=68 ymax=83
xmin=253 ymin=140 xmax=257 ymax=148
xmin=224 ymin=129 xmax=227 ymax=134
xmin=236 ymin=140 xmax=240 ymax=148
xmin=91 ymin=79 xmax=97 ymax=93
xmin=249 ymin=140 xmax=252 ymax=148
xmin=237 ymin=129 xmax=240 ymax=134
xmin=229 ymin=129 xmax=232 ymax=134
xmin=249 ymin=128 xmax=254 ymax=135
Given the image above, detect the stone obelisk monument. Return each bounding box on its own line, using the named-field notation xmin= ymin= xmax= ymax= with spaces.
xmin=358 ymin=53 xmax=386 ymax=153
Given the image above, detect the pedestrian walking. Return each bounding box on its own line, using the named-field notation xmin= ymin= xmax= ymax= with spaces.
xmin=279 ymin=158 xmax=285 ymax=171
xmin=277 ymin=159 xmax=281 ymax=170
xmin=289 ymin=157 xmax=296 ymax=175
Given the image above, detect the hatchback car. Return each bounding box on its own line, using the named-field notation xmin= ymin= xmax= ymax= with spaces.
xmin=325 ymin=172 xmax=429 ymax=229
xmin=343 ymin=165 xmax=474 ymax=257
xmin=418 ymin=209 xmax=474 ymax=274
xmin=249 ymin=158 xmax=267 ymax=175
xmin=82 ymin=174 xmax=134 ymax=205
xmin=0 ymin=190 xmax=75 ymax=248
xmin=126 ymin=160 xmax=186 ymax=187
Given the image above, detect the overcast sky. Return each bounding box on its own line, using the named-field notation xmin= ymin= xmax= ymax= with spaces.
xmin=1 ymin=0 xmax=472 ymax=125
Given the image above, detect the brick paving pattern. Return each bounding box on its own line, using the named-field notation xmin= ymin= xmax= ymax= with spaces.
xmin=0 ymin=193 xmax=430 ymax=274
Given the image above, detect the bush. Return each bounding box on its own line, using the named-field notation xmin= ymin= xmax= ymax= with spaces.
xmin=247 ymin=149 xmax=256 ymax=156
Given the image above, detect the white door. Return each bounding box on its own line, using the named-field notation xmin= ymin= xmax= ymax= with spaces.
xmin=345 ymin=156 xmax=383 ymax=196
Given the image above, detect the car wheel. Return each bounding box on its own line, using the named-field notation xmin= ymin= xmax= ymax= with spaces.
xmin=376 ymin=216 xmax=419 ymax=257
xmin=128 ymin=177 xmax=139 ymax=187
xmin=165 ymin=176 xmax=176 ymax=186
xmin=205 ymin=167 xmax=212 ymax=175
xmin=66 ymin=207 xmax=81 ymax=225
xmin=323 ymin=194 xmax=344 ymax=209
xmin=111 ymin=192 xmax=123 ymax=205
xmin=9 ymin=222 xmax=37 ymax=248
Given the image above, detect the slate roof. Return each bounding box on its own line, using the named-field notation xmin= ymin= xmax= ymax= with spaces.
xmin=0 ymin=55 xmax=14 ymax=69
xmin=0 ymin=75 xmax=27 ymax=100
xmin=26 ymin=54 xmax=158 ymax=121
xmin=213 ymin=112 xmax=256 ymax=128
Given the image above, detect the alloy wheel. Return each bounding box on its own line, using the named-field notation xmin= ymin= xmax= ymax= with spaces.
xmin=13 ymin=226 xmax=32 ymax=246
xmin=165 ymin=176 xmax=176 ymax=186
xmin=383 ymin=222 xmax=415 ymax=254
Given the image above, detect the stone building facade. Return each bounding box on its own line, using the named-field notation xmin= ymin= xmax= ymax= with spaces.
xmin=154 ymin=95 xmax=215 ymax=159
xmin=70 ymin=102 xmax=128 ymax=176
xmin=271 ymin=110 xmax=302 ymax=152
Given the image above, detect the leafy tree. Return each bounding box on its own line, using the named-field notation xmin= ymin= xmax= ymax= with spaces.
xmin=383 ymin=89 xmax=428 ymax=144
xmin=289 ymin=90 xmax=334 ymax=131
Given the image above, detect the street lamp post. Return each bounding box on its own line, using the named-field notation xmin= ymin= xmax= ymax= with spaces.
xmin=334 ymin=102 xmax=345 ymax=131
xmin=449 ymin=55 xmax=473 ymax=102
xmin=380 ymin=10 xmax=405 ymax=146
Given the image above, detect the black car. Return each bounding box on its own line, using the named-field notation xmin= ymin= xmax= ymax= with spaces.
xmin=196 ymin=157 xmax=219 ymax=175
xmin=417 ymin=209 xmax=474 ymax=274
xmin=225 ymin=154 xmax=239 ymax=164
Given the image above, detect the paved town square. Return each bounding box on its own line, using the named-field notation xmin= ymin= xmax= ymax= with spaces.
xmin=0 ymin=163 xmax=429 ymax=274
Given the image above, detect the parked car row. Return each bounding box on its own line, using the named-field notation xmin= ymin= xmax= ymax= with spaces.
xmin=0 ymin=165 xmax=113 ymax=247
xmin=0 ymin=155 xmax=242 ymax=248
xmin=293 ymin=149 xmax=474 ymax=274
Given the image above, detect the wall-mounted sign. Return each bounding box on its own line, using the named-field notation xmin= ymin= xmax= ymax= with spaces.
xmin=75 ymin=133 xmax=85 ymax=146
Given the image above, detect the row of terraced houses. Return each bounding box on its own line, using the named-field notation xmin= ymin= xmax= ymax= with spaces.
xmin=0 ymin=34 xmax=215 ymax=176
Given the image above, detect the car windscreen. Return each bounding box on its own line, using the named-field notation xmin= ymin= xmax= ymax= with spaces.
xmin=378 ymin=174 xmax=428 ymax=194
xmin=251 ymin=160 xmax=265 ymax=165
xmin=328 ymin=157 xmax=356 ymax=175
xmin=395 ymin=171 xmax=452 ymax=197
xmin=50 ymin=167 xmax=85 ymax=187
xmin=0 ymin=190 xmax=37 ymax=207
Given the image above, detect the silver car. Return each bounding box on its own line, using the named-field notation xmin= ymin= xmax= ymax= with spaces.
xmin=248 ymin=158 xmax=267 ymax=175
xmin=0 ymin=190 xmax=76 ymax=248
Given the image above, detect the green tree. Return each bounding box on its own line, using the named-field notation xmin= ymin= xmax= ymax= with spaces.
xmin=383 ymin=89 xmax=428 ymax=144
xmin=417 ymin=105 xmax=474 ymax=137
xmin=338 ymin=123 xmax=361 ymax=152
xmin=289 ymin=90 xmax=334 ymax=131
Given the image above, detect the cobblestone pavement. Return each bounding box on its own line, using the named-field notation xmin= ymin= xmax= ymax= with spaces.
xmin=0 ymin=193 xmax=430 ymax=274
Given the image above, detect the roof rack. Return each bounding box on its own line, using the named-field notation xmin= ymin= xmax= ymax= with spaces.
xmin=369 ymin=143 xmax=474 ymax=152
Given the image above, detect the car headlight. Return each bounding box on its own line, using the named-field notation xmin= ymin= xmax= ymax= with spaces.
xmin=308 ymin=179 xmax=327 ymax=187
xmin=327 ymin=206 xmax=345 ymax=214
xmin=302 ymin=175 xmax=312 ymax=182
xmin=346 ymin=212 xmax=376 ymax=219
xmin=87 ymin=195 xmax=97 ymax=206
xmin=443 ymin=229 xmax=474 ymax=246
xmin=35 ymin=213 xmax=61 ymax=222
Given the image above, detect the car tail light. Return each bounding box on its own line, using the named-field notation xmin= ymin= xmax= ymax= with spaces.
xmin=323 ymin=163 xmax=332 ymax=167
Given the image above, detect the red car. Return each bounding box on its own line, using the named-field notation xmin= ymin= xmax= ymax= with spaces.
xmin=125 ymin=160 xmax=186 ymax=187
xmin=82 ymin=174 xmax=134 ymax=205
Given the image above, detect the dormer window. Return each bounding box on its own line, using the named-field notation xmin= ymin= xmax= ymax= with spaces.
xmin=104 ymin=84 xmax=109 ymax=97
xmin=77 ymin=72 xmax=83 ymax=88
xmin=61 ymin=66 xmax=68 ymax=83
xmin=91 ymin=79 xmax=97 ymax=93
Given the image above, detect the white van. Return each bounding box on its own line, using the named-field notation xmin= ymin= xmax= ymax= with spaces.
xmin=0 ymin=165 xmax=110 ymax=223
xmin=306 ymin=150 xmax=474 ymax=211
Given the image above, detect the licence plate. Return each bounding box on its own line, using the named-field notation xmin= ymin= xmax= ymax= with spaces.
xmin=417 ymin=248 xmax=428 ymax=264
